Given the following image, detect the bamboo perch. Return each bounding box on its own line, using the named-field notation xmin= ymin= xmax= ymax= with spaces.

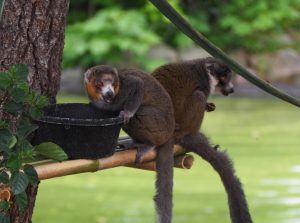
xmin=34 ymin=145 xmax=187 ymax=180
xmin=0 ymin=186 xmax=11 ymax=201
xmin=125 ymin=154 xmax=194 ymax=171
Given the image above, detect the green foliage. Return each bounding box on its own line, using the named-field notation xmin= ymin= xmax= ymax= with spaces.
xmin=0 ymin=65 xmax=68 ymax=217
xmin=215 ymin=0 xmax=300 ymax=52
xmin=15 ymin=192 xmax=28 ymax=212
xmin=10 ymin=172 xmax=29 ymax=195
xmin=64 ymin=7 xmax=161 ymax=70
xmin=0 ymin=213 xmax=10 ymax=223
xmin=64 ymin=0 xmax=300 ymax=68
xmin=34 ymin=142 xmax=68 ymax=162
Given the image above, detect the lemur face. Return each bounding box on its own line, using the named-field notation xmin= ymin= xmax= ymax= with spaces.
xmin=84 ymin=65 xmax=119 ymax=103
xmin=206 ymin=61 xmax=234 ymax=96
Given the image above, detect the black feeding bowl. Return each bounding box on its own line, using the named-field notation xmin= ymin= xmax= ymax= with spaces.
xmin=32 ymin=103 xmax=123 ymax=159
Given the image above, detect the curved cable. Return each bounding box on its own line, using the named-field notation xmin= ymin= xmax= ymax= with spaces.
xmin=149 ymin=0 xmax=300 ymax=107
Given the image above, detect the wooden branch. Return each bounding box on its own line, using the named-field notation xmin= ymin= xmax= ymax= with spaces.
xmin=34 ymin=145 xmax=187 ymax=180
xmin=125 ymin=154 xmax=194 ymax=171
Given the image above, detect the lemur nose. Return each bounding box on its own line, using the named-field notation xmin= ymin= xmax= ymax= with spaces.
xmin=106 ymin=90 xmax=114 ymax=98
xmin=103 ymin=90 xmax=114 ymax=103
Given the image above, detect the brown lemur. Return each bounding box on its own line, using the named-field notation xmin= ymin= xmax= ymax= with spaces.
xmin=152 ymin=57 xmax=253 ymax=223
xmin=84 ymin=65 xmax=175 ymax=223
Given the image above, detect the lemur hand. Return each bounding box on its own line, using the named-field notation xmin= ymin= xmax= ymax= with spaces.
xmin=119 ymin=110 xmax=134 ymax=124
xmin=205 ymin=102 xmax=216 ymax=112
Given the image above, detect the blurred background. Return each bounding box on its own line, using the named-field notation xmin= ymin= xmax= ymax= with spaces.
xmin=34 ymin=1 xmax=300 ymax=222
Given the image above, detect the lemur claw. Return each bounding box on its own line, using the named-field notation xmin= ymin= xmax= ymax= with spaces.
xmin=206 ymin=102 xmax=216 ymax=112
xmin=119 ymin=110 xmax=133 ymax=124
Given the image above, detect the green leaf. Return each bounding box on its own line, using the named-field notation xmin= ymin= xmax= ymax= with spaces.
xmin=6 ymin=153 xmax=22 ymax=171
xmin=0 ymin=128 xmax=16 ymax=149
xmin=29 ymin=106 xmax=43 ymax=120
xmin=23 ymin=165 xmax=38 ymax=186
xmin=10 ymin=88 xmax=26 ymax=103
xmin=16 ymin=123 xmax=38 ymax=140
xmin=0 ymin=129 xmax=13 ymax=144
xmin=0 ymin=172 xmax=9 ymax=184
xmin=35 ymin=95 xmax=48 ymax=108
xmin=0 ymin=213 xmax=10 ymax=223
xmin=8 ymin=136 xmax=17 ymax=149
xmin=0 ymin=201 xmax=10 ymax=211
xmin=17 ymin=80 xmax=29 ymax=92
xmin=4 ymin=101 xmax=23 ymax=115
xmin=0 ymin=143 xmax=9 ymax=153
xmin=16 ymin=139 xmax=33 ymax=152
xmin=0 ymin=72 xmax=12 ymax=90
xmin=0 ymin=120 xmax=8 ymax=129
xmin=10 ymin=172 xmax=29 ymax=195
xmin=34 ymin=142 xmax=68 ymax=162
xmin=15 ymin=192 xmax=28 ymax=212
xmin=14 ymin=64 xmax=28 ymax=81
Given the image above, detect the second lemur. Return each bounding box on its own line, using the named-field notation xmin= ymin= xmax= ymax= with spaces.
xmin=152 ymin=57 xmax=253 ymax=223
xmin=84 ymin=65 xmax=175 ymax=223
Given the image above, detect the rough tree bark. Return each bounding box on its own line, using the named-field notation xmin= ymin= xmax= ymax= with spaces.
xmin=0 ymin=0 xmax=70 ymax=222
xmin=0 ymin=0 xmax=70 ymax=103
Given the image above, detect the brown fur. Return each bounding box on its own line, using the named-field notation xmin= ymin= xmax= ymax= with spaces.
xmin=85 ymin=65 xmax=175 ymax=223
xmin=85 ymin=76 xmax=102 ymax=101
xmin=152 ymin=57 xmax=252 ymax=223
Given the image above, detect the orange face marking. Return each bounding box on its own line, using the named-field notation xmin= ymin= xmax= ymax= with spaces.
xmin=85 ymin=75 xmax=102 ymax=101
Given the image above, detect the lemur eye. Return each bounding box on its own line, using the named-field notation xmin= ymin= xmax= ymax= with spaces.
xmin=95 ymin=81 xmax=104 ymax=89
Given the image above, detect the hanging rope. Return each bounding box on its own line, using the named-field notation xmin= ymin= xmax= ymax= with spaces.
xmin=149 ymin=0 xmax=300 ymax=108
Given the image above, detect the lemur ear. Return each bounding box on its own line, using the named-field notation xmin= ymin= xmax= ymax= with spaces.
xmin=113 ymin=68 xmax=118 ymax=75
xmin=84 ymin=69 xmax=92 ymax=83
xmin=205 ymin=62 xmax=214 ymax=73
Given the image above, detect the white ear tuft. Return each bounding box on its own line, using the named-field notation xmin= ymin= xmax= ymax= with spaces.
xmin=208 ymin=73 xmax=218 ymax=94
xmin=113 ymin=68 xmax=118 ymax=74
xmin=205 ymin=62 xmax=214 ymax=70
xmin=84 ymin=70 xmax=92 ymax=83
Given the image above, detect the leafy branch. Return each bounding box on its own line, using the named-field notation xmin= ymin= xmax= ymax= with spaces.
xmin=0 ymin=64 xmax=68 ymax=221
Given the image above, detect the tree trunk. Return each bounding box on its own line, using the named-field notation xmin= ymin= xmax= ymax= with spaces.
xmin=0 ymin=0 xmax=70 ymax=222
xmin=0 ymin=0 xmax=70 ymax=103
xmin=8 ymin=185 xmax=39 ymax=223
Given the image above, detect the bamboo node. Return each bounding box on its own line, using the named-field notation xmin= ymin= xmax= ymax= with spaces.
xmin=0 ymin=185 xmax=11 ymax=201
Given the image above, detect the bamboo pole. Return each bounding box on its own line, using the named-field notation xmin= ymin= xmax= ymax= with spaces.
xmin=34 ymin=145 xmax=187 ymax=180
xmin=125 ymin=154 xmax=194 ymax=171
xmin=0 ymin=185 xmax=11 ymax=201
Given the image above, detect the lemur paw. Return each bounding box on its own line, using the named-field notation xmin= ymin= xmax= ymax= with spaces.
xmin=135 ymin=144 xmax=154 ymax=163
xmin=119 ymin=110 xmax=134 ymax=124
xmin=206 ymin=102 xmax=216 ymax=112
xmin=213 ymin=144 xmax=220 ymax=150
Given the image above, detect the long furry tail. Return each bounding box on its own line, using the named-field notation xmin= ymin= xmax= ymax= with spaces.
xmin=154 ymin=139 xmax=174 ymax=223
xmin=181 ymin=132 xmax=252 ymax=223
